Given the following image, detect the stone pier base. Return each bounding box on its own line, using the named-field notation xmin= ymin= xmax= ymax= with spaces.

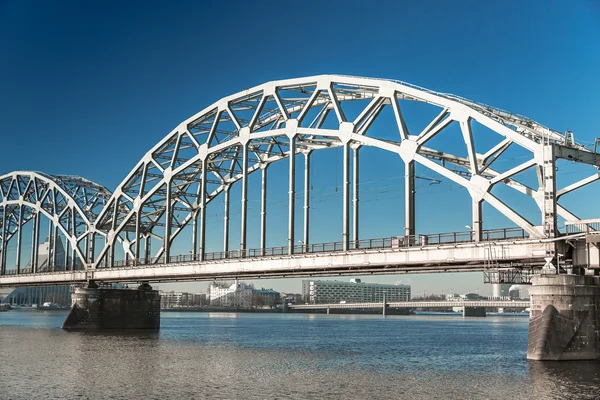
xmin=527 ymin=274 xmax=600 ymax=361
xmin=62 ymin=283 xmax=160 ymax=331
xmin=463 ymin=307 xmax=486 ymax=317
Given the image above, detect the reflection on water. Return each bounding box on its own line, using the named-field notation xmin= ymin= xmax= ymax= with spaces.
xmin=0 ymin=311 xmax=599 ymax=399
xmin=528 ymin=361 xmax=600 ymax=399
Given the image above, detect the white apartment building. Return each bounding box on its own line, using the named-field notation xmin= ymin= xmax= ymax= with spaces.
xmin=301 ymin=278 xmax=411 ymax=304
xmin=209 ymin=280 xmax=254 ymax=308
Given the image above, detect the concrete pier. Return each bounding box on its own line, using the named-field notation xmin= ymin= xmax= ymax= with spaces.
xmin=62 ymin=282 xmax=160 ymax=331
xmin=463 ymin=307 xmax=486 ymax=317
xmin=527 ymin=274 xmax=600 ymax=361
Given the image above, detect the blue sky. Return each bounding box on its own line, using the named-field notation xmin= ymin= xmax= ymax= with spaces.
xmin=1 ymin=1 xmax=599 ymax=295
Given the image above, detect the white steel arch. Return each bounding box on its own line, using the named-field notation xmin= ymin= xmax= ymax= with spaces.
xmin=91 ymin=74 xmax=600 ymax=269
xmin=0 ymin=171 xmax=111 ymax=273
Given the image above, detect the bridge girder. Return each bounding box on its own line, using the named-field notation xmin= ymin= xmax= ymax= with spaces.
xmin=89 ymin=75 xmax=596 ymax=269
xmin=0 ymin=171 xmax=111 ymax=273
xmin=2 ymin=74 xmax=599 ymax=279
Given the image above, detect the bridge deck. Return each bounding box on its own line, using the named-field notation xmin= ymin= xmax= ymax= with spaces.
xmin=0 ymin=231 xmax=550 ymax=287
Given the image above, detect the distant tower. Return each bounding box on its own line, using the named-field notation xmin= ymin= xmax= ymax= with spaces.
xmin=492 ymin=283 xmax=511 ymax=299
xmin=25 ymin=236 xmax=65 ymax=272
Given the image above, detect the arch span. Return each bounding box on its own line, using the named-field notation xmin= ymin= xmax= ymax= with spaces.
xmin=0 ymin=171 xmax=111 ymax=273
xmin=91 ymin=75 xmax=598 ymax=269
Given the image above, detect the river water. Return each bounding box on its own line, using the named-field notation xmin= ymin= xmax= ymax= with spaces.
xmin=0 ymin=311 xmax=599 ymax=399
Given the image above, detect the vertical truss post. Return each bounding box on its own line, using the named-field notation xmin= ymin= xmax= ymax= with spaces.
xmin=288 ymin=135 xmax=297 ymax=255
xmin=89 ymin=231 xmax=96 ymax=265
xmin=342 ymin=141 xmax=350 ymax=251
xmin=191 ymin=210 xmax=198 ymax=258
xmin=352 ymin=146 xmax=360 ymax=248
xmin=164 ymin=179 xmax=172 ymax=263
xmin=303 ymin=151 xmax=311 ymax=252
xmin=30 ymin=211 xmax=37 ymax=272
xmin=71 ymin=210 xmax=76 ymax=270
xmin=16 ymin=204 xmax=23 ymax=274
xmin=542 ymin=142 xmax=557 ymax=268
xmin=64 ymin=237 xmax=69 ymax=270
xmin=32 ymin=210 xmax=40 ymax=272
xmin=0 ymin=207 xmax=5 ymax=275
xmin=51 ymin=223 xmax=58 ymax=271
xmin=199 ymin=161 xmax=207 ymax=261
xmin=241 ymin=142 xmax=249 ymax=255
xmin=84 ymin=232 xmax=90 ymax=267
xmin=405 ymin=160 xmax=415 ymax=237
xmin=144 ymin=234 xmax=151 ymax=262
xmin=223 ymin=185 xmax=230 ymax=254
xmin=542 ymin=143 xmax=557 ymax=238
xmin=472 ymin=199 xmax=482 ymax=242
xmin=135 ymin=212 xmax=142 ymax=263
xmin=260 ymin=165 xmax=268 ymax=256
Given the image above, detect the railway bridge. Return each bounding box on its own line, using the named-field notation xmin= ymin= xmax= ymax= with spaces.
xmin=2 ymin=75 xmax=600 ymax=360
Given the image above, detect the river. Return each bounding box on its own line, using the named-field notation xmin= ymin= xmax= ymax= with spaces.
xmin=0 ymin=311 xmax=599 ymax=399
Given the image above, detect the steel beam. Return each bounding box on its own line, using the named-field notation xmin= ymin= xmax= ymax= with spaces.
xmin=223 ymin=185 xmax=230 ymax=254
xmin=164 ymin=180 xmax=172 ymax=262
xmin=303 ymin=152 xmax=311 ymax=252
xmin=0 ymin=207 xmax=5 ymax=275
xmin=16 ymin=205 xmax=23 ymax=274
xmin=405 ymin=161 xmax=415 ymax=236
xmin=472 ymin=199 xmax=482 ymax=242
xmin=191 ymin=210 xmax=198 ymax=258
xmin=352 ymin=146 xmax=360 ymax=248
xmin=135 ymin=211 xmax=142 ymax=263
xmin=32 ymin=210 xmax=40 ymax=272
xmin=199 ymin=162 xmax=207 ymax=261
xmin=51 ymin=223 xmax=58 ymax=271
xmin=288 ymin=136 xmax=296 ymax=255
xmin=260 ymin=165 xmax=268 ymax=256
xmin=241 ymin=142 xmax=249 ymax=254
xmin=342 ymin=141 xmax=350 ymax=251
xmin=542 ymin=142 xmax=557 ymax=238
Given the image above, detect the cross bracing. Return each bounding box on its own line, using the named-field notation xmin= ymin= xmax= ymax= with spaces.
xmin=1 ymin=75 xmax=599 ymax=281
xmin=0 ymin=171 xmax=111 ymax=274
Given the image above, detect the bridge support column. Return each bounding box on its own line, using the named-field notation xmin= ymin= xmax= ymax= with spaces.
xmin=527 ymin=274 xmax=600 ymax=361
xmin=303 ymin=151 xmax=311 ymax=252
xmin=472 ymin=199 xmax=482 ymax=242
xmin=463 ymin=307 xmax=486 ymax=317
xmin=223 ymin=185 xmax=230 ymax=254
xmin=62 ymin=281 xmax=160 ymax=331
xmin=404 ymin=160 xmax=415 ymax=237
xmin=260 ymin=166 xmax=267 ymax=256
xmin=352 ymin=145 xmax=360 ymax=248
xmin=241 ymin=142 xmax=249 ymax=256
xmin=288 ymin=134 xmax=296 ymax=255
xmin=342 ymin=141 xmax=350 ymax=251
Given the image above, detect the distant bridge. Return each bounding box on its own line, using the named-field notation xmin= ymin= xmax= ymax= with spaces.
xmin=289 ymin=300 xmax=530 ymax=310
xmin=2 ymin=74 xmax=600 ymax=288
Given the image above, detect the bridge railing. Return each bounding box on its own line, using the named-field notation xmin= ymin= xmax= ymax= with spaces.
xmin=102 ymin=227 xmax=528 ymax=269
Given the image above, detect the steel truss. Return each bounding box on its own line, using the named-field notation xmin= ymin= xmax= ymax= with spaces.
xmin=1 ymin=75 xmax=600 ymax=275
xmin=0 ymin=171 xmax=111 ymax=273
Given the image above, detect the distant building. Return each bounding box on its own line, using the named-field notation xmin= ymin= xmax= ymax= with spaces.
xmin=209 ymin=280 xmax=254 ymax=308
xmin=280 ymin=292 xmax=303 ymax=305
xmin=1 ymin=285 xmax=71 ymax=306
xmin=301 ymin=279 xmax=411 ymax=304
xmin=208 ymin=281 xmax=280 ymax=308
xmin=160 ymin=291 xmax=208 ymax=309
xmin=446 ymin=292 xmax=484 ymax=301
xmin=492 ymin=283 xmax=511 ymax=299
xmin=252 ymin=289 xmax=280 ymax=307
xmin=508 ymin=286 xmax=521 ymax=299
